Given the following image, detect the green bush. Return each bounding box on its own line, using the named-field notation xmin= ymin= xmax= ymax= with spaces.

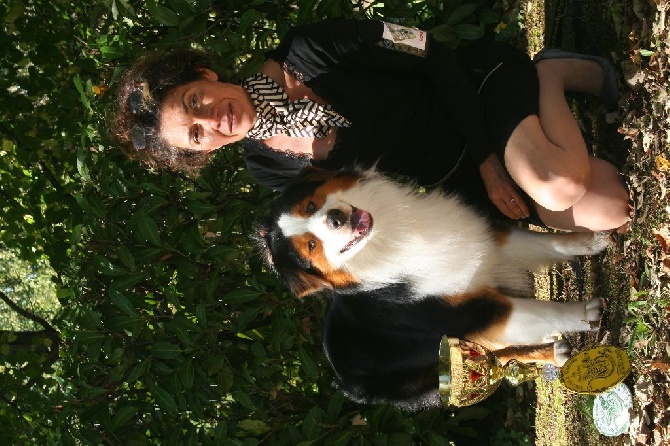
xmin=0 ymin=0 xmax=533 ymax=443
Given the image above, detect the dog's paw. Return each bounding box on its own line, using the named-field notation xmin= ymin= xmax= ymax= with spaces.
xmin=553 ymin=340 xmax=572 ymax=366
xmin=585 ymin=298 xmax=605 ymax=329
xmin=586 ymin=231 xmax=612 ymax=254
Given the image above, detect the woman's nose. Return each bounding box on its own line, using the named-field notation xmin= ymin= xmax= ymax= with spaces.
xmin=194 ymin=107 xmax=219 ymax=129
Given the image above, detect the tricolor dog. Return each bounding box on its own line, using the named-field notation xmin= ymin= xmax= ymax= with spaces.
xmin=256 ymin=167 xmax=608 ymax=410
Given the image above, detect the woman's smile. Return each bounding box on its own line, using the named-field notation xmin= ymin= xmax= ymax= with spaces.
xmin=227 ymin=103 xmax=236 ymax=134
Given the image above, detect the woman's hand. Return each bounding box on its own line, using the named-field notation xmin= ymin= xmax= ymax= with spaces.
xmin=479 ymin=153 xmax=530 ymax=220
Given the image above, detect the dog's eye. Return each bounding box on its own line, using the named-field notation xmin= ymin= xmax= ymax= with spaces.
xmin=308 ymin=239 xmax=316 ymax=252
xmin=306 ymin=201 xmax=316 ymax=214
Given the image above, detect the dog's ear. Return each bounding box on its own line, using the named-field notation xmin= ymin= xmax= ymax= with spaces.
xmin=285 ymin=270 xmax=333 ymax=298
xmin=251 ymin=222 xmax=275 ymax=269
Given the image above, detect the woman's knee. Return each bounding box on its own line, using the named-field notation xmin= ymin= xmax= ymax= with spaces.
xmin=537 ymin=176 xmax=589 ymax=211
xmin=530 ymin=159 xmax=591 ymax=211
xmin=569 ymin=167 xmax=631 ymax=231
xmin=578 ymin=195 xmax=630 ymax=231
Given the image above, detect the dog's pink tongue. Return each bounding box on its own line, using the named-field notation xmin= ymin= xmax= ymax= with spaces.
xmin=350 ymin=210 xmax=371 ymax=237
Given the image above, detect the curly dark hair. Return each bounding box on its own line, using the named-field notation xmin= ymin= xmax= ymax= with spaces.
xmin=111 ymin=48 xmax=230 ymax=172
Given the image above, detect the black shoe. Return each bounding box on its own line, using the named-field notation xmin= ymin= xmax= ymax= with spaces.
xmin=533 ymin=48 xmax=619 ymax=112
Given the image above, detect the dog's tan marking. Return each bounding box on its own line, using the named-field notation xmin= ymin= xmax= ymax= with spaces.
xmin=291 ymin=233 xmax=360 ymax=289
xmin=444 ymin=287 xmax=517 ymax=352
xmin=317 ymin=174 xmax=360 ymax=196
xmin=290 ymin=172 xmax=361 ymax=218
xmin=492 ymin=226 xmax=513 ymax=247
xmin=491 ymin=343 xmax=556 ymax=364
xmin=292 ymin=232 xmax=324 ymax=264
xmin=444 ymin=287 xmax=511 ymax=309
xmin=293 ymin=194 xmax=327 ymax=218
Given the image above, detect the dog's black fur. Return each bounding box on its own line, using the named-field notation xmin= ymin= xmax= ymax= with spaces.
xmin=323 ymin=284 xmax=510 ymax=411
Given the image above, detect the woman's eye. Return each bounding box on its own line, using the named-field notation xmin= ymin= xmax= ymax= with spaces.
xmin=306 ymin=202 xmax=316 ymax=214
xmin=308 ymin=239 xmax=316 ymax=252
xmin=190 ymin=94 xmax=199 ymax=110
xmin=192 ymin=126 xmax=201 ymax=144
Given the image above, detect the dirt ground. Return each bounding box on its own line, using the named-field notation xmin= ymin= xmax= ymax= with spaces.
xmin=532 ymin=0 xmax=670 ymax=445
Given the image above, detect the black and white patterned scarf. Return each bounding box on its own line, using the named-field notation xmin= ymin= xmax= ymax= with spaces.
xmin=240 ymin=73 xmax=350 ymax=140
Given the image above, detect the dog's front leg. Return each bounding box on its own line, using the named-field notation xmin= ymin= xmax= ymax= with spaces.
xmin=492 ymin=340 xmax=573 ymax=366
xmin=500 ymin=230 xmax=611 ymax=268
xmin=502 ymin=297 xmax=603 ymax=344
xmin=470 ymin=297 xmax=602 ymax=348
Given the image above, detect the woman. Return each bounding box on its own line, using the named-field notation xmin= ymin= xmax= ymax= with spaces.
xmin=113 ymin=18 xmax=629 ymax=232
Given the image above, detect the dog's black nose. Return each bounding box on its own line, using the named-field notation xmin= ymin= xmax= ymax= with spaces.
xmin=327 ymin=209 xmax=347 ymax=230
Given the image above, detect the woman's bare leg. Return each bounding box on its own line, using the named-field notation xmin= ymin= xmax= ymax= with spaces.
xmin=535 ymin=157 xmax=630 ymax=232
xmin=504 ymin=58 xmax=619 ymax=210
xmin=502 ymin=58 xmax=629 ymax=230
xmin=504 ymin=114 xmax=590 ymax=212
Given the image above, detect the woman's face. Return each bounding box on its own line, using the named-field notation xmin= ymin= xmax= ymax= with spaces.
xmin=159 ymin=68 xmax=256 ymax=152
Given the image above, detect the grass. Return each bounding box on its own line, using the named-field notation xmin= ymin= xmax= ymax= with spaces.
xmin=535 ymin=380 xmax=569 ymax=446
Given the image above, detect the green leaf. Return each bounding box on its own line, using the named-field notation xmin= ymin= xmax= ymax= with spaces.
xmin=109 ymin=273 xmax=145 ymax=292
xmin=74 ymin=192 xmax=105 ymax=219
xmin=205 ymin=245 xmax=239 ymax=262
xmin=301 ymin=406 xmax=323 ymax=440
xmin=180 ymin=223 xmax=205 ymax=254
xmin=110 ymin=405 xmax=138 ymax=432
xmin=146 ymin=2 xmax=180 ymax=26
xmin=138 ymin=195 xmax=169 ymax=215
xmin=76 ymin=147 xmax=91 ymax=182
xmin=134 ymin=247 xmax=163 ymax=263
xmin=166 ymin=0 xmax=195 ymax=15
xmin=238 ymin=9 xmax=263 ymax=33
xmin=94 ymin=254 xmax=127 ymax=276
xmin=194 ymin=0 xmax=214 ymax=10
xmin=214 ymin=421 xmax=227 ymax=442
xmin=195 ymin=303 xmax=207 ymax=327
xmin=149 ymin=384 xmax=178 ymax=414
xmin=100 ymin=45 xmax=124 ymax=59
xmin=109 ymin=290 xmax=139 ymax=317
xmin=446 ymin=3 xmax=479 ymax=25
xmin=454 ymin=405 xmax=490 ymax=421
xmin=179 ymin=359 xmax=195 ymax=389
xmin=221 ymin=288 xmax=261 ymax=305
xmin=388 ymin=433 xmax=413 ymax=445
xmin=326 ymin=391 xmax=344 ymax=421
xmin=428 ymin=24 xmax=456 ymax=42
xmin=238 ymin=419 xmax=271 ymax=436
xmin=151 ymin=341 xmax=183 ymax=359
xmin=479 ymin=9 xmax=500 ymax=25
xmin=299 ymin=345 xmax=318 ymax=379
xmin=324 ymin=431 xmax=353 ymax=446
xmin=182 ymin=197 xmax=215 ymax=217
xmin=116 ymin=245 xmax=136 ymax=270
xmin=131 ymin=212 xmax=162 ymax=246
xmin=126 ymin=361 xmax=149 ymax=382
xmin=231 ymin=390 xmax=255 ymax=410
xmin=73 ymin=74 xmax=92 ymax=113
xmin=74 ymin=331 xmax=107 ymax=343
xmin=454 ymin=23 xmax=485 ymax=40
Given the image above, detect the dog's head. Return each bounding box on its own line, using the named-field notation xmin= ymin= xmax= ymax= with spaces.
xmin=255 ymin=167 xmax=375 ymax=297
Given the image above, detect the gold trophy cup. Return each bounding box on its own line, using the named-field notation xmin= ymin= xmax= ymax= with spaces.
xmin=438 ymin=336 xmax=632 ymax=408
xmin=438 ymin=337 xmax=543 ymax=408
